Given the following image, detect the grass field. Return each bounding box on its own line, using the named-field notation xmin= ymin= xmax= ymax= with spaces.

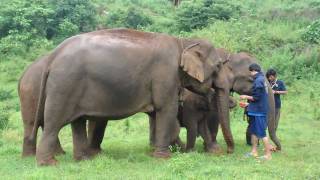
xmin=0 ymin=78 xmax=319 ymax=179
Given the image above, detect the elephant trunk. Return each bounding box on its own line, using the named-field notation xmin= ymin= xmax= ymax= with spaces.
xmin=215 ymin=89 xmax=234 ymax=153
xmin=266 ymin=84 xmax=281 ymax=150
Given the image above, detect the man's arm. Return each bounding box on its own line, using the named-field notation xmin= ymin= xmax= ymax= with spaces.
xmin=273 ymin=90 xmax=287 ymax=95
xmin=274 ymin=80 xmax=287 ymax=95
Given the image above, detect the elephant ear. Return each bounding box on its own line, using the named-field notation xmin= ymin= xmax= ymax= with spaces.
xmin=180 ymin=43 xmax=205 ymax=83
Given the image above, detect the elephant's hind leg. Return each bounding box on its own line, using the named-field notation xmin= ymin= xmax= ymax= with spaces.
xmin=72 ymin=118 xmax=92 ymax=161
xmin=22 ymin=121 xmax=37 ymax=157
xmin=87 ymin=120 xmax=108 ymax=155
xmin=36 ymin=123 xmax=62 ymax=166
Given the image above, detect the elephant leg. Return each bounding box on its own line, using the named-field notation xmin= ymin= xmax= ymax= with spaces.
xmin=148 ymin=112 xmax=156 ymax=148
xmin=208 ymin=118 xmax=219 ymax=145
xmin=199 ymin=119 xmax=222 ymax=154
xmin=185 ymin=122 xmax=197 ymax=152
xmin=88 ymin=120 xmax=108 ymax=155
xmin=22 ymin=120 xmax=37 ymax=157
xmin=36 ymin=122 xmax=63 ymax=166
xmin=207 ymin=114 xmax=222 ymax=154
xmin=152 ymin=103 xmax=179 ymax=158
xmin=173 ymin=136 xmax=186 ymax=151
xmin=72 ymin=118 xmax=91 ymax=161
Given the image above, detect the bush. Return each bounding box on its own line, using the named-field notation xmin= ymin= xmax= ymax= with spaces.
xmin=0 ymin=0 xmax=97 ymax=55
xmin=0 ymin=0 xmax=54 ymax=54
xmin=106 ymin=7 xmax=153 ymax=29
xmin=47 ymin=0 xmax=97 ymax=39
xmin=175 ymin=0 xmax=241 ymax=32
xmin=302 ymin=19 xmax=320 ymax=44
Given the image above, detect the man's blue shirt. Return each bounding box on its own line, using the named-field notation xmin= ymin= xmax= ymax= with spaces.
xmin=270 ymin=79 xmax=286 ymax=109
xmin=247 ymin=72 xmax=269 ymax=114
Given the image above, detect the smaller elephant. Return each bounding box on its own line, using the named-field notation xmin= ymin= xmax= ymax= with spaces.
xmin=168 ymin=90 xmax=237 ymax=153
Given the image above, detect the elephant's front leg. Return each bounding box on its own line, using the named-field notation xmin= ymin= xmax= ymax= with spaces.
xmin=71 ymin=118 xmax=91 ymax=161
xmin=152 ymin=103 xmax=179 ymax=158
xmin=87 ymin=120 xmax=108 ymax=155
xmin=199 ymin=119 xmax=222 ymax=154
xmin=207 ymin=115 xmax=223 ymax=153
xmin=185 ymin=122 xmax=197 ymax=152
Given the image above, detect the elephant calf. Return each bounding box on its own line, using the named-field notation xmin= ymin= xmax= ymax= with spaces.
xmin=159 ymin=90 xmax=237 ymax=153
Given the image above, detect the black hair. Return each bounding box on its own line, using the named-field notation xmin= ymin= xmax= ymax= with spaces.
xmin=266 ymin=69 xmax=277 ymax=78
xmin=248 ymin=63 xmax=261 ymax=72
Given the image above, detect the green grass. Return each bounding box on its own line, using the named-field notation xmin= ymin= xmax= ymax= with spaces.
xmin=0 ymin=80 xmax=320 ymax=179
xmin=1 ymin=0 xmax=320 ymax=179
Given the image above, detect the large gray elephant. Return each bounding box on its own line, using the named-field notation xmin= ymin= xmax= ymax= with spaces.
xmin=21 ymin=28 xmax=225 ymax=166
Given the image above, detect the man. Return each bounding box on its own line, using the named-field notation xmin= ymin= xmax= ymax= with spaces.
xmin=240 ymin=63 xmax=272 ymax=160
xmin=266 ymin=69 xmax=287 ymax=131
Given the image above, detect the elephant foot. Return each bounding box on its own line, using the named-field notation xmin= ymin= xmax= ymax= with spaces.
xmin=88 ymin=147 xmax=102 ymax=156
xmin=22 ymin=150 xmax=36 ymax=157
xmin=276 ymin=146 xmax=281 ymax=151
xmin=152 ymin=150 xmax=171 ymax=159
xmin=74 ymin=154 xmax=92 ymax=161
xmin=37 ymin=157 xmax=58 ymax=166
xmin=227 ymin=146 xmax=234 ymax=154
xmin=185 ymin=148 xmax=195 ymax=153
xmin=206 ymin=143 xmax=223 ymax=155
xmin=22 ymin=140 xmax=36 ymax=157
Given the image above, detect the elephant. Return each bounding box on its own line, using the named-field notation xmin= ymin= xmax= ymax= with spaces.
xmin=21 ymin=28 xmax=225 ymax=166
xmin=74 ymin=48 xmax=282 ymax=156
xmin=85 ymin=92 xmax=237 ymax=154
xmin=159 ymin=48 xmax=281 ymax=153
xmin=172 ymin=90 xmax=237 ymax=153
xmin=207 ymin=48 xmax=281 ymax=151
xmin=18 ymin=55 xmax=66 ymax=157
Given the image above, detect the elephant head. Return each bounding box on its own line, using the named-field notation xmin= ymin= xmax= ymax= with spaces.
xmin=178 ymin=39 xmax=222 ymax=102
xmin=215 ymin=48 xmax=280 ymax=151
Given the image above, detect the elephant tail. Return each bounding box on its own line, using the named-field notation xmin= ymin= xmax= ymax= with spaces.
xmin=30 ymin=69 xmax=50 ymax=141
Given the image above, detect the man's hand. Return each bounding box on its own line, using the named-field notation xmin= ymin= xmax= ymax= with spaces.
xmin=240 ymin=95 xmax=249 ymax=100
xmin=240 ymin=95 xmax=254 ymax=101
xmin=239 ymin=101 xmax=249 ymax=108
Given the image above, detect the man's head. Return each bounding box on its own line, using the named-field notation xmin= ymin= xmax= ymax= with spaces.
xmin=266 ymin=69 xmax=277 ymax=82
xmin=248 ymin=63 xmax=261 ymax=76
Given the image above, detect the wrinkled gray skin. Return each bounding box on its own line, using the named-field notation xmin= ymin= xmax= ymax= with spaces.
xmin=20 ymin=28 xmax=223 ymax=165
